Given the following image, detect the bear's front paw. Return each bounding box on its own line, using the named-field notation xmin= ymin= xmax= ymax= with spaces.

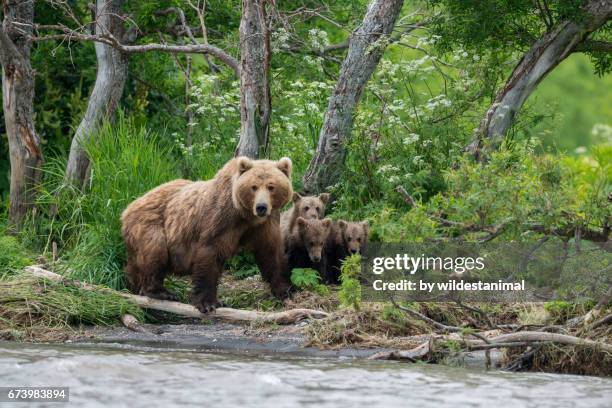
xmin=193 ymin=299 xmax=224 ymax=314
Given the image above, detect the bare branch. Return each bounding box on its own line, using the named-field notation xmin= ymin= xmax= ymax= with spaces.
xmin=29 ymin=26 xmax=240 ymax=75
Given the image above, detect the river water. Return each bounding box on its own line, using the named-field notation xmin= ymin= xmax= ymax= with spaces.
xmin=0 ymin=342 xmax=610 ymax=408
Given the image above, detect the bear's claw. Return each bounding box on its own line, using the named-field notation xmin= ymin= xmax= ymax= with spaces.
xmin=194 ymin=300 xmax=224 ymax=314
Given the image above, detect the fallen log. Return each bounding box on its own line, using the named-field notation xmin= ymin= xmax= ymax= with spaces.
xmin=368 ymin=339 xmax=433 ymax=361
xmin=369 ymin=330 xmax=612 ymax=361
xmin=485 ymin=331 xmax=612 ymax=353
xmin=24 ymin=265 xmax=329 ymax=325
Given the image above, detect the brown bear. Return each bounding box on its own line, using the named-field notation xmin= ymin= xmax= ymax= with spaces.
xmin=121 ymin=156 xmax=293 ymax=313
xmin=324 ymin=220 xmax=369 ymax=284
xmin=280 ymin=192 xmax=330 ymax=238
xmin=284 ymin=217 xmax=332 ymax=276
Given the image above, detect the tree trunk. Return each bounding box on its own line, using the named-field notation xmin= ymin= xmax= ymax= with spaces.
xmin=64 ymin=0 xmax=128 ymax=188
xmin=302 ymin=0 xmax=404 ymax=193
xmin=235 ymin=0 xmax=271 ymax=159
xmin=0 ymin=1 xmax=43 ymax=228
xmin=468 ymin=0 xmax=612 ymax=159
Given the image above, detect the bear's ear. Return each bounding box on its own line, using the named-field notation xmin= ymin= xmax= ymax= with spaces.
xmin=361 ymin=220 xmax=369 ymax=235
xmin=292 ymin=192 xmax=302 ymax=203
xmin=322 ymin=218 xmax=332 ymax=229
xmin=338 ymin=220 xmax=347 ymax=231
xmin=277 ymin=157 xmax=292 ymax=178
xmin=318 ymin=193 xmax=330 ymax=204
xmin=237 ymin=157 xmax=253 ymax=175
xmin=296 ymin=217 xmax=307 ymax=229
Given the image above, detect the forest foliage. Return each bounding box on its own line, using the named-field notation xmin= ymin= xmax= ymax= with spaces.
xmin=0 ymin=0 xmax=609 ymax=292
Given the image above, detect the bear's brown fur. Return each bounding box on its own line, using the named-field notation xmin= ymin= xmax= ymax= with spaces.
xmin=284 ymin=217 xmax=332 ymax=276
xmin=280 ymin=192 xmax=329 ymax=238
xmin=324 ymin=220 xmax=369 ymax=284
xmin=121 ymin=156 xmax=293 ymax=312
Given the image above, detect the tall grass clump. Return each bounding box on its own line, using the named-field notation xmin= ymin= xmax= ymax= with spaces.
xmin=0 ymin=276 xmax=144 ymax=341
xmin=0 ymin=235 xmax=34 ymax=280
xmin=33 ymin=117 xmax=180 ymax=289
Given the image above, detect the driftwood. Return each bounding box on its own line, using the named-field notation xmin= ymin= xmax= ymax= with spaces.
xmin=368 ymin=339 xmax=433 ymax=361
xmin=121 ymin=314 xmax=152 ymax=334
xmin=369 ymin=330 xmax=612 ymax=361
xmin=24 ymin=265 xmax=329 ymax=325
xmin=483 ymin=332 xmax=612 ymax=353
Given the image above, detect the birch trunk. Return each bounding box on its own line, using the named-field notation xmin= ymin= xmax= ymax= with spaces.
xmin=0 ymin=1 xmax=43 ymax=228
xmin=64 ymin=0 xmax=128 ymax=188
xmin=235 ymin=0 xmax=271 ymax=159
xmin=302 ymin=0 xmax=404 ymax=193
xmin=468 ymin=0 xmax=612 ymax=159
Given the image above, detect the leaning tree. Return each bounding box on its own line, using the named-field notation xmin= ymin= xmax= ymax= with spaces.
xmin=429 ymin=0 xmax=612 ymax=159
xmin=64 ymin=0 xmax=129 ymax=188
xmin=302 ymin=0 xmax=405 ymax=193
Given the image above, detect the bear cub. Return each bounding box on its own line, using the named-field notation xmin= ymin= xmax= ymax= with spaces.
xmin=281 ymin=192 xmax=330 ymax=238
xmin=284 ymin=217 xmax=332 ymax=277
xmin=324 ymin=220 xmax=369 ymax=284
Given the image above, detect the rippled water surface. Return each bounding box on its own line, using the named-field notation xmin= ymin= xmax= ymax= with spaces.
xmin=0 ymin=342 xmax=610 ymax=407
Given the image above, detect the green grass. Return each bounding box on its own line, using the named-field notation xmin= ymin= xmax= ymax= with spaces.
xmin=0 ymin=235 xmax=35 ymax=280
xmin=0 ymin=275 xmax=144 ymax=340
xmin=30 ymin=117 xmax=180 ymax=289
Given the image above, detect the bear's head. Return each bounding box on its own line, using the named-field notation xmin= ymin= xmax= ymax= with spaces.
xmin=338 ymin=220 xmax=369 ymax=255
xmin=292 ymin=192 xmax=330 ymax=220
xmin=296 ymin=217 xmax=332 ymax=263
xmin=233 ymin=157 xmax=293 ymax=219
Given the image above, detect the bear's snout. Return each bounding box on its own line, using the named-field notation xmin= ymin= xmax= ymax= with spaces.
xmin=350 ymin=248 xmax=359 ymax=255
xmin=311 ymin=254 xmax=321 ymax=263
xmin=255 ymin=203 xmax=268 ymax=217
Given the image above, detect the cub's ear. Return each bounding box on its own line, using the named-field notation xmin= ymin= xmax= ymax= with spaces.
xmin=318 ymin=193 xmax=330 ymax=204
xmin=237 ymin=157 xmax=253 ymax=175
xmin=297 ymin=217 xmax=307 ymax=229
xmin=361 ymin=220 xmax=369 ymax=235
xmin=322 ymin=218 xmax=332 ymax=229
xmin=277 ymin=157 xmax=292 ymax=178
xmin=292 ymin=192 xmax=303 ymax=203
xmin=338 ymin=220 xmax=347 ymax=230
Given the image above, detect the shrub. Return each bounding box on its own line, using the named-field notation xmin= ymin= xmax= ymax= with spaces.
xmin=338 ymin=255 xmax=362 ymax=310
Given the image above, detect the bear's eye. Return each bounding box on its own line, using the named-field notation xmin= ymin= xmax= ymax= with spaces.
xmin=357 ymin=237 xmax=361 ymax=242
xmin=347 ymin=237 xmax=352 ymax=242
xmin=304 ymin=206 xmax=309 ymax=211
xmin=251 ymin=185 xmax=258 ymax=192
xmin=316 ymin=207 xmax=320 ymax=212
xmin=267 ymin=185 xmax=275 ymax=192
xmin=310 ymin=241 xmax=315 ymax=247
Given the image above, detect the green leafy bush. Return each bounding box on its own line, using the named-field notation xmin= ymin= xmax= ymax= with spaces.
xmin=338 ymin=255 xmax=362 ymax=310
xmin=291 ymin=268 xmax=321 ymax=288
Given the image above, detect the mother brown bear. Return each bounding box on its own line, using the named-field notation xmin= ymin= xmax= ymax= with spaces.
xmin=121 ymin=156 xmax=293 ymax=313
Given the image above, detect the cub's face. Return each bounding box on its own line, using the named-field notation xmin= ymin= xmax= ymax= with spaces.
xmin=292 ymin=193 xmax=330 ymax=220
xmin=297 ymin=217 xmax=332 ymax=263
xmin=234 ymin=157 xmax=293 ymax=219
xmin=338 ymin=220 xmax=369 ymax=255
